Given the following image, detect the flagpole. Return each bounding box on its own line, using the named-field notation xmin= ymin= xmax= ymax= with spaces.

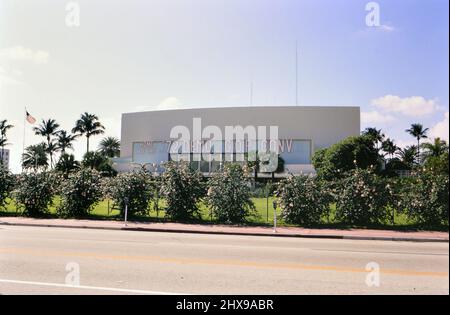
xmin=22 ymin=107 xmax=26 ymax=173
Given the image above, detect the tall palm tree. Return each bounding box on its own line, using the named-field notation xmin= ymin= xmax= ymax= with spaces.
xmin=56 ymin=130 xmax=77 ymax=154
xmin=362 ymin=127 xmax=385 ymax=151
xmin=22 ymin=143 xmax=48 ymax=171
xmin=405 ymin=123 xmax=429 ymax=163
xmin=381 ymin=138 xmax=398 ymax=160
xmin=0 ymin=119 xmax=13 ymax=163
xmin=72 ymin=112 xmax=105 ymax=153
xmin=421 ymin=138 xmax=449 ymax=160
xmin=33 ymin=119 xmax=60 ymax=167
xmin=98 ymin=136 xmax=120 ymax=158
xmin=397 ymin=145 xmax=418 ymax=168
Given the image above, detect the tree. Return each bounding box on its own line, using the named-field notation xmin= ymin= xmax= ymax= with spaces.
xmin=362 ymin=127 xmax=385 ymax=151
xmin=82 ymin=151 xmax=116 ymax=176
xmin=55 ymin=153 xmax=80 ymax=177
xmin=396 ymin=145 xmax=418 ymax=169
xmin=421 ymin=138 xmax=448 ymax=160
xmin=0 ymin=119 xmax=13 ymax=164
xmin=98 ymin=136 xmax=120 ymax=158
xmin=312 ymin=135 xmax=381 ymax=180
xmin=206 ymin=164 xmax=256 ymax=224
xmin=405 ymin=123 xmax=429 ymax=163
xmin=33 ymin=119 xmax=60 ymax=168
xmin=56 ymin=130 xmax=77 ymax=154
xmin=22 ymin=143 xmax=48 ymax=171
xmin=72 ymin=112 xmax=105 ymax=153
xmin=381 ymin=138 xmax=398 ymax=160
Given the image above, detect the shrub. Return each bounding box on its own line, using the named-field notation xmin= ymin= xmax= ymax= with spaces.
xmin=160 ymin=161 xmax=204 ymax=221
xmin=108 ymin=170 xmax=153 ymax=217
xmin=277 ymin=175 xmax=333 ymax=225
xmin=57 ymin=168 xmax=103 ymax=217
xmin=399 ymin=171 xmax=449 ymax=225
xmin=206 ymin=164 xmax=256 ymax=224
xmin=14 ymin=172 xmax=57 ymax=217
xmin=334 ymin=168 xmax=392 ymax=224
xmin=0 ymin=166 xmax=15 ymax=209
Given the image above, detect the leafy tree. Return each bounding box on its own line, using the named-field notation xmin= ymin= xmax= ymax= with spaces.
xmin=424 ymin=151 xmax=449 ymax=176
xmin=399 ymin=171 xmax=449 ymax=225
xmin=82 ymin=151 xmax=117 ymax=176
xmin=0 ymin=165 xmax=15 ymax=209
xmin=396 ymin=145 xmax=418 ymax=169
xmin=33 ymin=119 xmax=60 ymax=168
xmin=14 ymin=172 xmax=57 ymax=217
xmin=421 ymin=138 xmax=448 ymax=161
xmin=405 ymin=123 xmax=429 ymax=163
xmin=277 ymin=175 xmax=333 ymax=225
xmin=57 ymin=168 xmax=103 ymax=217
xmin=22 ymin=143 xmax=48 ymax=171
xmin=56 ymin=130 xmax=77 ymax=154
xmin=55 ymin=153 xmax=80 ymax=178
xmin=334 ymin=168 xmax=393 ymax=224
xmin=381 ymin=138 xmax=398 ymax=160
xmin=0 ymin=119 xmax=13 ymax=164
xmin=72 ymin=112 xmax=105 ymax=153
xmin=160 ymin=161 xmax=204 ymax=221
xmin=312 ymin=135 xmax=381 ymax=180
xmin=108 ymin=170 xmax=154 ymax=217
xmin=362 ymin=127 xmax=385 ymax=151
xmin=98 ymin=136 xmax=120 ymax=158
xmin=206 ymin=164 xmax=256 ymax=224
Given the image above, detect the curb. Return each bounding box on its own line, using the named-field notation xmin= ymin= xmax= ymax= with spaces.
xmin=1 ymin=221 xmax=448 ymax=243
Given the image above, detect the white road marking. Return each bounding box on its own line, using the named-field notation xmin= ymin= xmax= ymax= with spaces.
xmin=0 ymin=279 xmax=190 ymax=295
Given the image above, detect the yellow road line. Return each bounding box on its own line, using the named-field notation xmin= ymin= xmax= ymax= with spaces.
xmin=0 ymin=247 xmax=447 ymax=277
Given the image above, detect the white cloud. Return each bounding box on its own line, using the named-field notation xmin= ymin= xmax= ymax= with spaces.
xmin=429 ymin=111 xmax=449 ymax=142
xmin=371 ymin=95 xmax=438 ymax=117
xmin=0 ymin=46 xmax=49 ymax=64
xmin=361 ymin=110 xmax=395 ymax=124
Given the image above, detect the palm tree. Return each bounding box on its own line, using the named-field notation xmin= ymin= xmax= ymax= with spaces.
xmin=362 ymin=127 xmax=385 ymax=151
xmin=0 ymin=119 xmax=13 ymax=163
xmin=381 ymin=138 xmax=398 ymax=160
xmin=98 ymin=136 xmax=120 ymax=158
xmin=22 ymin=143 xmax=48 ymax=171
xmin=72 ymin=112 xmax=105 ymax=153
xmin=397 ymin=145 xmax=418 ymax=168
xmin=55 ymin=153 xmax=80 ymax=177
xmin=405 ymin=123 xmax=429 ymax=163
xmin=45 ymin=140 xmax=59 ymax=168
xmin=33 ymin=119 xmax=60 ymax=167
xmin=421 ymin=138 xmax=449 ymax=160
xmin=56 ymin=130 xmax=77 ymax=154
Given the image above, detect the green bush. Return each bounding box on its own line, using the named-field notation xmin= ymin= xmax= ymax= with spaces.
xmin=14 ymin=172 xmax=57 ymax=217
xmin=108 ymin=170 xmax=154 ymax=217
xmin=206 ymin=164 xmax=256 ymax=224
xmin=334 ymin=168 xmax=392 ymax=224
xmin=0 ymin=166 xmax=15 ymax=209
xmin=399 ymin=171 xmax=449 ymax=225
xmin=160 ymin=161 xmax=204 ymax=221
xmin=57 ymin=168 xmax=103 ymax=217
xmin=312 ymin=135 xmax=381 ymax=180
xmin=277 ymin=175 xmax=333 ymax=225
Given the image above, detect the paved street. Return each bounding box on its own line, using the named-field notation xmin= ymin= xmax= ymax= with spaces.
xmin=0 ymin=225 xmax=448 ymax=295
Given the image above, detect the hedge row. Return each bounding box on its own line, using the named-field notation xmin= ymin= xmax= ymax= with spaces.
xmin=0 ymin=164 xmax=448 ymax=226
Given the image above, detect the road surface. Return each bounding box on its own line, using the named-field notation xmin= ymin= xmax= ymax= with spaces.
xmin=0 ymin=225 xmax=448 ymax=294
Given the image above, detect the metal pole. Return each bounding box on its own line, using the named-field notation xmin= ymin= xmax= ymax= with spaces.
xmin=272 ymin=200 xmax=277 ymax=233
xmin=124 ymin=204 xmax=128 ymax=226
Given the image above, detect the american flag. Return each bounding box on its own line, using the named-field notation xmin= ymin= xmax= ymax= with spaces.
xmin=25 ymin=111 xmax=36 ymax=124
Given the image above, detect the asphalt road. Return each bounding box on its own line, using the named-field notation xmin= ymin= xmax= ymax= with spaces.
xmin=0 ymin=225 xmax=448 ymax=295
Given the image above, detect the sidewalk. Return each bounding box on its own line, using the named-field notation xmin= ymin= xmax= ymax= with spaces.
xmin=0 ymin=216 xmax=448 ymax=242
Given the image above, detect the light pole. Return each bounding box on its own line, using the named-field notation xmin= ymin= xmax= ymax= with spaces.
xmin=272 ymin=200 xmax=278 ymax=233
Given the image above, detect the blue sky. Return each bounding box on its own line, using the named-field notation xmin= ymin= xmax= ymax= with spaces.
xmin=0 ymin=0 xmax=448 ymax=173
